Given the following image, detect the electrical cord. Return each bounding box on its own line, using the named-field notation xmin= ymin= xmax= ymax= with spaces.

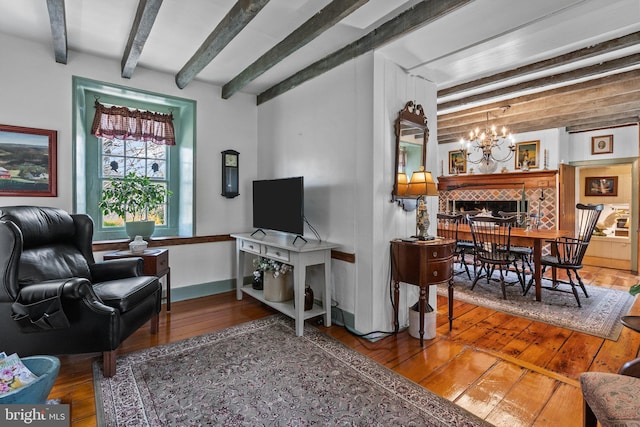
xmin=303 ymin=216 xmax=322 ymax=241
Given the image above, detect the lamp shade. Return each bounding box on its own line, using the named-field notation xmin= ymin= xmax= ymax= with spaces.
xmin=396 ymin=172 xmax=408 ymax=196
xmin=406 ymin=167 xmax=438 ymax=196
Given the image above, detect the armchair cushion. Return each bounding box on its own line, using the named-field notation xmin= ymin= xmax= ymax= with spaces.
xmin=580 ymin=372 xmax=640 ymax=426
xmin=19 ymin=245 xmax=92 ymax=285
xmin=93 ymin=276 xmax=160 ymax=313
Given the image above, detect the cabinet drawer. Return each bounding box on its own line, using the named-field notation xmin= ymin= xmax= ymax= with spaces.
xmin=425 ymin=258 xmax=453 ymax=283
xmin=264 ymin=245 xmax=290 ymax=262
xmin=426 ymin=243 xmax=455 ymax=260
xmin=240 ymin=240 xmax=262 ymax=255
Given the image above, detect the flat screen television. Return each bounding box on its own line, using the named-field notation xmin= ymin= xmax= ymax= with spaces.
xmin=252 ymin=177 xmax=304 ymax=235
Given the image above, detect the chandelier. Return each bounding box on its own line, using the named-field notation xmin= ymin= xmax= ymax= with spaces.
xmin=458 ymin=110 xmax=515 ymax=174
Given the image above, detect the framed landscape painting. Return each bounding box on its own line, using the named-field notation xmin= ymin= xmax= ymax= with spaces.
xmin=0 ymin=124 xmax=57 ymax=197
xmin=448 ymin=150 xmax=467 ymax=174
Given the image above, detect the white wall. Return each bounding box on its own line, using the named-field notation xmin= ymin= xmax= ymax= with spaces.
xmin=258 ymin=52 xmax=437 ymax=333
xmin=0 ymin=32 xmax=259 ymax=290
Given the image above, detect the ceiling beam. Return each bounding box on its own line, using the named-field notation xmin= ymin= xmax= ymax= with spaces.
xmin=46 ymin=0 xmax=67 ymax=64
xmin=175 ymin=0 xmax=270 ymax=89
xmin=438 ymin=53 xmax=640 ymax=111
xmin=437 ymin=69 xmax=640 ymax=144
xmin=222 ymin=0 xmax=369 ymax=99
xmin=256 ymin=0 xmax=474 ymax=105
xmin=121 ymin=0 xmax=163 ymax=79
xmin=438 ymin=31 xmax=640 ymax=99
xmin=567 ymin=116 xmax=640 ymax=133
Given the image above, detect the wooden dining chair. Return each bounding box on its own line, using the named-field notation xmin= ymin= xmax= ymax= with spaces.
xmin=498 ymin=211 xmax=533 ymax=292
xmin=526 ymin=203 xmax=603 ymax=307
xmin=436 ymin=213 xmax=473 ymax=279
xmin=467 ymin=215 xmax=520 ymax=299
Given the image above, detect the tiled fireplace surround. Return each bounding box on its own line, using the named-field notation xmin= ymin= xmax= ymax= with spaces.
xmin=436 ymin=171 xmax=558 ymax=230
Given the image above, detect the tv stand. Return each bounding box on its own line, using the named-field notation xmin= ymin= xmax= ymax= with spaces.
xmin=231 ymin=232 xmax=338 ymax=336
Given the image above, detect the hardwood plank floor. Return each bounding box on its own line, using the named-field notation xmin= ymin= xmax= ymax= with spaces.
xmin=50 ymin=265 xmax=640 ymax=426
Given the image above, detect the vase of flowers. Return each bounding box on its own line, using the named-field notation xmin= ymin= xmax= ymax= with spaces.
xmin=253 ymin=257 xmax=293 ymax=302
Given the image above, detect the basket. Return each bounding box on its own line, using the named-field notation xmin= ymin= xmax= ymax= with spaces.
xmin=0 ymin=355 xmax=60 ymax=404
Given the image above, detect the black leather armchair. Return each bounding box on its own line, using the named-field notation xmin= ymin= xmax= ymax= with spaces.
xmin=0 ymin=206 xmax=161 ymax=377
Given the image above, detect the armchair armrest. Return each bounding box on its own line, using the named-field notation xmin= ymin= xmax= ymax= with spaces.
xmin=12 ymin=278 xmax=116 ymax=332
xmin=90 ymin=258 xmax=143 ymax=282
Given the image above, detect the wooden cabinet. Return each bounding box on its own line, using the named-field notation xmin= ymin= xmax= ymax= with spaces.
xmin=390 ymin=238 xmax=455 ymax=345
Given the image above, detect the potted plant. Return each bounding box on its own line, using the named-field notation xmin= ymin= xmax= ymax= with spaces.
xmin=253 ymin=257 xmax=294 ymax=302
xmin=98 ymin=172 xmax=172 ymax=239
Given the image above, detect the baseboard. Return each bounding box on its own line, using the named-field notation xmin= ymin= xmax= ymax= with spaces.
xmin=583 ymin=255 xmax=631 ymax=270
xmin=170 ymin=278 xmax=354 ymax=331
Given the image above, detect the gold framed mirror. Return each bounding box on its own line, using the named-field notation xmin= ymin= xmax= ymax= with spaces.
xmin=393 ymin=101 xmax=429 ymax=205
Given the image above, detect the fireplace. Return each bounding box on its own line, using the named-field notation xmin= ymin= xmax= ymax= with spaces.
xmin=437 ymin=170 xmax=558 ymax=230
xmin=449 ymin=200 xmax=528 ymax=215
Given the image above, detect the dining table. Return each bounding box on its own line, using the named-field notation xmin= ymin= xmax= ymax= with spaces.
xmin=443 ymin=224 xmax=573 ymax=302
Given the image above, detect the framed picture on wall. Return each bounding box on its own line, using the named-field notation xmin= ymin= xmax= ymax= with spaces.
xmin=448 ymin=150 xmax=467 ymax=174
xmin=0 ymin=124 xmax=57 ymax=197
xmin=514 ymin=140 xmax=539 ymax=170
xmin=585 ymin=176 xmax=618 ymax=196
xmin=591 ymin=135 xmax=613 ymax=154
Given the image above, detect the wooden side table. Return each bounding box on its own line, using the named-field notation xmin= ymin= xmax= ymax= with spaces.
xmin=104 ymin=248 xmax=171 ymax=311
xmin=390 ymin=238 xmax=455 ymax=345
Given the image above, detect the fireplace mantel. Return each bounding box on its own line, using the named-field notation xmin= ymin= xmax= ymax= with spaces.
xmin=437 ymin=170 xmax=557 ymax=191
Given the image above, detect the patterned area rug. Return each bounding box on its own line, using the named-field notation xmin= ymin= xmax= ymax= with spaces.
xmin=439 ymin=269 xmax=635 ymax=340
xmin=94 ymin=315 xmax=490 ymax=426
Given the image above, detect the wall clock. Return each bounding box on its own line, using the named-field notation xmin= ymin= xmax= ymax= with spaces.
xmin=221 ymin=149 xmax=239 ymax=198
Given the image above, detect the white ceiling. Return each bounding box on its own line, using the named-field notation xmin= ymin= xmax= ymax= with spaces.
xmin=0 ymin=0 xmax=639 ymax=108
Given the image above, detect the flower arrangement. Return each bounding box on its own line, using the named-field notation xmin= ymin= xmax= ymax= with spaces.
xmin=253 ymin=257 xmax=292 ymax=278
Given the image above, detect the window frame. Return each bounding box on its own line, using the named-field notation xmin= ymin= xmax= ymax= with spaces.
xmin=73 ymin=76 xmax=196 ymax=240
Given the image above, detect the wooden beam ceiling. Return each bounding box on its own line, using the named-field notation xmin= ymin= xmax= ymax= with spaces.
xmin=175 ymin=0 xmax=271 ymax=89
xmin=222 ymin=0 xmax=369 ymax=99
xmin=257 ymin=0 xmax=474 ymax=105
xmin=46 ymin=0 xmax=67 ymax=64
xmin=121 ymin=0 xmax=163 ymax=79
xmin=438 ymin=31 xmax=640 ymax=99
xmin=437 ymin=69 xmax=640 ymax=144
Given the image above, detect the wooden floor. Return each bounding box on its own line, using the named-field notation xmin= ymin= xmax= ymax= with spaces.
xmin=51 ymin=264 xmax=640 ymax=426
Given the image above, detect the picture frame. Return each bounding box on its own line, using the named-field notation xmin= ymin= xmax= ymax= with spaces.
xmin=585 ymin=176 xmax=618 ymax=197
xmin=0 ymin=124 xmax=57 ymax=197
xmin=448 ymin=150 xmax=467 ymax=174
xmin=591 ymin=135 xmax=613 ymax=154
xmin=514 ymin=140 xmax=540 ymax=170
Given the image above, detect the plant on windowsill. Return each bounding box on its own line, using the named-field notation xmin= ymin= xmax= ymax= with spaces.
xmin=98 ymin=172 xmax=172 ymax=240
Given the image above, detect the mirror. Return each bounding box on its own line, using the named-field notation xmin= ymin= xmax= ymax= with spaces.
xmin=392 ymin=101 xmax=429 ymax=209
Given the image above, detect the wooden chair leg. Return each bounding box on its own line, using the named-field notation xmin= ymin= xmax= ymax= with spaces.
xmin=103 ymin=350 xmax=116 ymax=378
xmin=150 ymin=312 xmax=159 ymax=334
xmin=583 ymin=399 xmax=597 ymax=427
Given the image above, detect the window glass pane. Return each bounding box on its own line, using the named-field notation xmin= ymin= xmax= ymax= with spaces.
xmin=147 ymin=143 xmax=166 ymax=160
xmin=99 ymin=137 xmax=169 ymax=228
xmin=103 ymin=156 xmax=124 ymax=177
xmin=147 ymin=160 xmax=166 ymax=178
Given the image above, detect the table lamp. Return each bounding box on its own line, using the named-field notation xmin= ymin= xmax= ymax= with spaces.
xmin=406 ymin=166 xmax=438 ymax=240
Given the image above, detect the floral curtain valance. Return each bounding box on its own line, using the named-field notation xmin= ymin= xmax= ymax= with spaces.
xmin=90 ymin=101 xmax=176 ymax=145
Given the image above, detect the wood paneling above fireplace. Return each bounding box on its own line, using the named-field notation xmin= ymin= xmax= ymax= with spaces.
xmin=437 ymin=170 xmax=558 ymax=191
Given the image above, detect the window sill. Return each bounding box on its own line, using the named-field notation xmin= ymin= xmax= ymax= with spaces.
xmin=92 ymin=234 xmax=234 ymax=252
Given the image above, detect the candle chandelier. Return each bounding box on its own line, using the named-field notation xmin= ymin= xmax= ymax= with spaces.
xmin=458 ymin=109 xmax=515 ymax=174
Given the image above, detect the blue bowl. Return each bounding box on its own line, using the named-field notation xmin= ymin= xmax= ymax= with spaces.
xmin=0 ymin=356 xmax=60 ymax=404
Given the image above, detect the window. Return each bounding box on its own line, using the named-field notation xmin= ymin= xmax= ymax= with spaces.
xmin=73 ymin=77 xmax=195 ymax=240
xmin=100 ymin=137 xmax=170 ymax=227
